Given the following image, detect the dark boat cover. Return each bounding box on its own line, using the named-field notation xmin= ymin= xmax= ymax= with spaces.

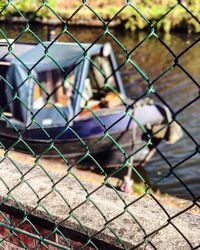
xmin=5 ymin=42 xmax=103 ymax=125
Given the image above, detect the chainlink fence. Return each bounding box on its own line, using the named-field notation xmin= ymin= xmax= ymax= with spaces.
xmin=0 ymin=0 xmax=199 ymax=249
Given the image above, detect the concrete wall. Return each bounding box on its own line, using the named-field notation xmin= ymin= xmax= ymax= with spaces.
xmin=0 ymin=159 xmax=199 ymax=249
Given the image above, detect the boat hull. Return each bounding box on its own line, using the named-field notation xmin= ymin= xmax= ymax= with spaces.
xmin=0 ymin=126 xmax=156 ymax=167
xmin=0 ymin=103 xmax=166 ymax=167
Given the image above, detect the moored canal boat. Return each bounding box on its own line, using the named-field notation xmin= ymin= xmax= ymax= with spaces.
xmin=0 ymin=41 xmax=182 ymax=167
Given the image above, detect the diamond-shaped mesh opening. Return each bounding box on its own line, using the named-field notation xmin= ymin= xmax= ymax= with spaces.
xmin=129 ymin=35 xmax=175 ymax=80
xmin=178 ymin=40 xmax=200 ymax=83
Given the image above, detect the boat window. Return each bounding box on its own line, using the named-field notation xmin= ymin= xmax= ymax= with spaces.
xmin=33 ymin=69 xmax=74 ymax=110
xmin=0 ymin=64 xmax=10 ymax=112
xmin=90 ymin=56 xmax=117 ymax=91
xmin=81 ymin=56 xmax=118 ymax=107
xmin=80 ymin=56 xmax=122 ymax=111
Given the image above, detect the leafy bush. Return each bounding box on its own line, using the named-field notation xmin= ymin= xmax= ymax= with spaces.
xmin=0 ymin=0 xmax=199 ymax=33
xmin=123 ymin=0 xmax=200 ymax=33
xmin=1 ymin=0 xmax=57 ymax=18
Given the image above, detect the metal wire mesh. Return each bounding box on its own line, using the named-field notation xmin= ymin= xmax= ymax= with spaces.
xmin=0 ymin=0 xmax=199 ymax=249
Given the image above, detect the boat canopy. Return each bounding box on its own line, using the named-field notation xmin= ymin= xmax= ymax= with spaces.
xmin=10 ymin=42 xmax=103 ymax=72
xmin=5 ymin=42 xmax=106 ymax=126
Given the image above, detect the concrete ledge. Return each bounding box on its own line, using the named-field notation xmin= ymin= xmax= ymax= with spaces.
xmin=0 ymin=159 xmax=199 ymax=249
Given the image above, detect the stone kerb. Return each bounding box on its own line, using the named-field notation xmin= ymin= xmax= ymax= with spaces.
xmin=0 ymin=159 xmax=199 ymax=249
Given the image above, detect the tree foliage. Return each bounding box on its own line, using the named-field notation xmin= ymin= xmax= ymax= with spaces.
xmin=0 ymin=0 xmax=199 ymax=33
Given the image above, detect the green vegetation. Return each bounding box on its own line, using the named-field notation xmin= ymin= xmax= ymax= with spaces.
xmin=132 ymin=181 xmax=174 ymax=201
xmin=0 ymin=0 xmax=57 ymax=18
xmin=123 ymin=0 xmax=200 ymax=33
xmin=0 ymin=0 xmax=199 ymax=33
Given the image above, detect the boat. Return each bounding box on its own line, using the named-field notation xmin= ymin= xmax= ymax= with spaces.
xmin=0 ymin=41 xmax=183 ymax=167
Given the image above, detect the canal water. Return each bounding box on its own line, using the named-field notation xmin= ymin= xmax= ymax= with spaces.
xmin=1 ymin=23 xmax=199 ymax=200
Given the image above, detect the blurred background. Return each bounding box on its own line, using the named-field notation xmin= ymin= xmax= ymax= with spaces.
xmin=0 ymin=0 xmax=199 ymax=200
